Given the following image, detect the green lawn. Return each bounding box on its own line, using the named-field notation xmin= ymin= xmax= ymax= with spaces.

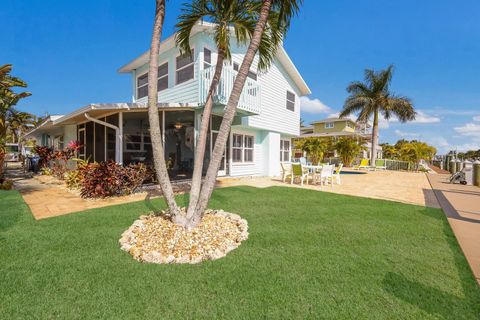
xmin=1 ymin=187 xmax=479 ymax=319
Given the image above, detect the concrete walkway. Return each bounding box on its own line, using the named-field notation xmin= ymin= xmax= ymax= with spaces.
xmin=427 ymin=174 xmax=480 ymax=284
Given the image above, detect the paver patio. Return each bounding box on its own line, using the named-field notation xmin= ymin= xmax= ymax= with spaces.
xmin=427 ymin=173 xmax=480 ymax=284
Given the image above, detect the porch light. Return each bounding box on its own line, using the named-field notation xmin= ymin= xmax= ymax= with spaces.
xmin=174 ymin=122 xmax=183 ymax=129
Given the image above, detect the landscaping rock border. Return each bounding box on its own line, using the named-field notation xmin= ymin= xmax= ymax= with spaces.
xmin=119 ymin=209 xmax=248 ymax=264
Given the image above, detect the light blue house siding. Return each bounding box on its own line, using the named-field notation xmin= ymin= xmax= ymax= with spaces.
xmin=126 ymin=28 xmax=308 ymax=177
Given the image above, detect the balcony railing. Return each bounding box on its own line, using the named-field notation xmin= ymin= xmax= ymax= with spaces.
xmin=199 ymin=65 xmax=261 ymax=115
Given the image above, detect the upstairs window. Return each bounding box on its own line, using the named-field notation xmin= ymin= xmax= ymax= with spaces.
xmin=137 ymin=62 xmax=169 ymax=99
xmin=157 ymin=62 xmax=168 ymax=91
xmin=233 ymin=62 xmax=257 ymax=80
xmin=137 ymin=73 xmax=148 ymax=99
xmin=325 ymin=122 xmax=334 ymax=129
xmin=176 ymin=49 xmax=194 ymax=85
xmin=286 ymin=90 xmax=295 ymax=111
xmin=280 ymin=140 xmax=291 ymax=162
xmin=204 ymin=48 xmax=212 ymax=69
xmin=232 ymin=133 xmax=254 ymax=163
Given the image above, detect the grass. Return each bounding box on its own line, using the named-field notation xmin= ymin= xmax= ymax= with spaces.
xmin=0 ymin=187 xmax=479 ymax=319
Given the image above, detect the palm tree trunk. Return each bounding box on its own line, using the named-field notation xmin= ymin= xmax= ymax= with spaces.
xmin=186 ymin=50 xmax=225 ymax=221
xmin=370 ymin=109 xmax=379 ymax=166
xmin=147 ymin=0 xmax=182 ymax=222
xmin=187 ymin=0 xmax=273 ymax=228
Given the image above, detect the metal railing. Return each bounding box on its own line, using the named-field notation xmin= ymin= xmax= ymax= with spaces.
xmin=384 ymin=159 xmax=412 ymax=171
xmin=199 ymin=65 xmax=261 ymax=115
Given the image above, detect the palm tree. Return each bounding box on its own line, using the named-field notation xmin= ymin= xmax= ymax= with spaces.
xmin=339 ymin=65 xmax=416 ymax=165
xmin=146 ymin=0 xmax=184 ymax=222
xmin=0 ymin=64 xmax=31 ymax=178
xmin=175 ymin=0 xmax=285 ymax=222
xmin=190 ymin=0 xmax=303 ymax=226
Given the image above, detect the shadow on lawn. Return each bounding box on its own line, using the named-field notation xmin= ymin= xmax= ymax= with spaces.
xmin=383 ymin=210 xmax=480 ymax=318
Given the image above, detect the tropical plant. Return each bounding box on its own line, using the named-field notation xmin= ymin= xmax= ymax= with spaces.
xmin=398 ymin=140 xmax=436 ymax=170
xmin=80 ymin=161 xmax=149 ymax=199
xmin=380 ymin=143 xmax=399 ymax=160
xmin=175 ymin=0 xmax=285 ymax=223
xmin=335 ymin=137 xmax=366 ymax=166
xmin=0 ymin=64 xmax=31 ymax=177
xmin=339 ymin=65 xmax=416 ymax=166
xmin=33 ymin=145 xmax=54 ymax=168
xmin=293 ymin=137 xmax=332 ymax=164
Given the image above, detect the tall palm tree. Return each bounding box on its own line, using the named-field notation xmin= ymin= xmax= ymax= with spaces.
xmin=0 ymin=64 xmax=31 ymax=177
xmin=146 ymin=0 xmax=185 ymax=222
xmin=190 ymin=0 xmax=303 ymax=226
xmin=175 ymin=0 xmax=284 ymax=222
xmin=339 ymin=65 xmax=416 ymax=165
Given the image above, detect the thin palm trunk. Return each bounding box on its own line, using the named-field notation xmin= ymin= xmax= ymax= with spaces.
xmin=370 ymin=109 xmax=379 ymax=165
xmin=147 ymin=0 xmax=182 ymax=222
xmin=188 ymin=0 xmax=273 ymax=227
xmin=186 ymin=50 xmax=225 ymax=220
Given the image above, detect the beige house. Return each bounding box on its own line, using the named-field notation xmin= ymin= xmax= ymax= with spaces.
xmin=298 ymin=117 xmax=382 ymax=160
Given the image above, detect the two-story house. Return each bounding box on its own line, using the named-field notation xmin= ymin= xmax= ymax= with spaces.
xmin=299 ymin=117 xmax=382 ymax=160
xmin=26 ymin=22 xmax=311 ymax=179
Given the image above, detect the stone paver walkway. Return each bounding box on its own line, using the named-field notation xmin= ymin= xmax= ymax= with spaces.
xmin=218 ymin=170 xmax=440 ymax=208
xmin=427 ymin=174 xmax=480 ymax=285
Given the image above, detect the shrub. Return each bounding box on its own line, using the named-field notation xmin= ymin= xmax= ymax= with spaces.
xmin=33 ymin=145 xmax=54 ymax=168
xmin=64 ymin=158 xmax=89 ymax=189
xmin=80 ymin=161 xmax=149 ymax=199
xmin=0 ymin=179 xmax=13 ymax=190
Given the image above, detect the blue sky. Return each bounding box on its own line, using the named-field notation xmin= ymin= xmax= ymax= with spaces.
xmin=2 ymin=0 xmax=480 ymax=153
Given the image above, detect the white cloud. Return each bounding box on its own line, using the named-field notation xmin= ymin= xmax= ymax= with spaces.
xmin=300 ymin=97 xmax=332 ymax=114
xmin=394 ymin=129 xmax=419 ymax=138
xmin=454 ymin=123 xmax=480 ymax=137
xmin=412 ymin=111 xmax=441 ymax=124
xmin=473 ymin=115 xmax=480 ymax=122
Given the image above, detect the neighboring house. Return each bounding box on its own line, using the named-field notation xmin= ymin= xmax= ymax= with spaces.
xmin=299 ymin=117 xmax=383 ymax=160
xmin=26 ymin=22 xmax=311 ymax=179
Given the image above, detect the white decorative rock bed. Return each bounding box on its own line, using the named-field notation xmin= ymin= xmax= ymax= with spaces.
xmin=119 ymin=209 xmax=249 ymax=264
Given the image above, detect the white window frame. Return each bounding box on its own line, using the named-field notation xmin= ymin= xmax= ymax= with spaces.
xmin=175 ymin=49 xmax=195 ymax=85
xmin=231 ymin=133 xmax=254 ymax=164
xmin=325 ymin=122 xmax=334 ymax=129
xmin=280 ymin=139 xmax=291 ymax=162
xmin=136 ymin=61 xmax=169 ymax=99
xmin=286 ymin=90 xmax=295 ymax=111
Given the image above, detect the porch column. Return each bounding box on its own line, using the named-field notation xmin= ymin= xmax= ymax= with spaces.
xmin=117 ymin=111 xmax=123 ymax=164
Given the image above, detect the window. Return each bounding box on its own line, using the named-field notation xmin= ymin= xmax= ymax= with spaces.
xmin=232 ymin=133 xmax=254 ymax=163
xmin=137 ymin=73 xmax=148 ymax=99
xmin=233 ymin=62 xmax=257 ymax=80
xmin=124 ymin=132 xmax=151 ymax=152
xmin=325 ymin=122 xmax=334 ymax=129
xmin=176 ymin=49 xmax=194 ymax=85
xmin=136 ymin=62 xmax=169 ymax=99
xmin=157 ymin=62 xmax=168 ymax=91
xmin=280 ymin=139 xmax=291 ymax=162
xmin=204 ymin=48 xmax=211 ymax=69
xmin=286 ymin=90 xmax=295 ymax=111
xmin=346 ymin=121 xmax=355 ymax=129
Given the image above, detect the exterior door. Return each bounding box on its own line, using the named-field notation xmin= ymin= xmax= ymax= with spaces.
xmin=211 ymin=130 xmax=228 ymax=176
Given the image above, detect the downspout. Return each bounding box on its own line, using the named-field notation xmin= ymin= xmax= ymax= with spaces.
xmin=84 ymin=112 xmax=123 ymax=164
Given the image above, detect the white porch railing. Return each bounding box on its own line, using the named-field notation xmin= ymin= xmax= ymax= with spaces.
xmin=199 ymin=65 xmax=261 ymax=115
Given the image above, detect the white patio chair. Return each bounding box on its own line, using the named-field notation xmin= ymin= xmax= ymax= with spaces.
xmin=333 ymin=163 xmax=343 ymax=185
xmin=280 ymin=162 xmax=292 ymax=182
xmin=317 ymin=164 xmax=334 ymax=187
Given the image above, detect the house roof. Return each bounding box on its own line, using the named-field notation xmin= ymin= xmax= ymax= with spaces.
xmin=117 ymin=22 xmax=311 ymax=96
xmin=310 ymin=117 xmax=356 ymax=125
xmin=53 ymin=102 xmax=199 ymax=125
xmin=25 ymin=115 xmax=64 ymax=137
